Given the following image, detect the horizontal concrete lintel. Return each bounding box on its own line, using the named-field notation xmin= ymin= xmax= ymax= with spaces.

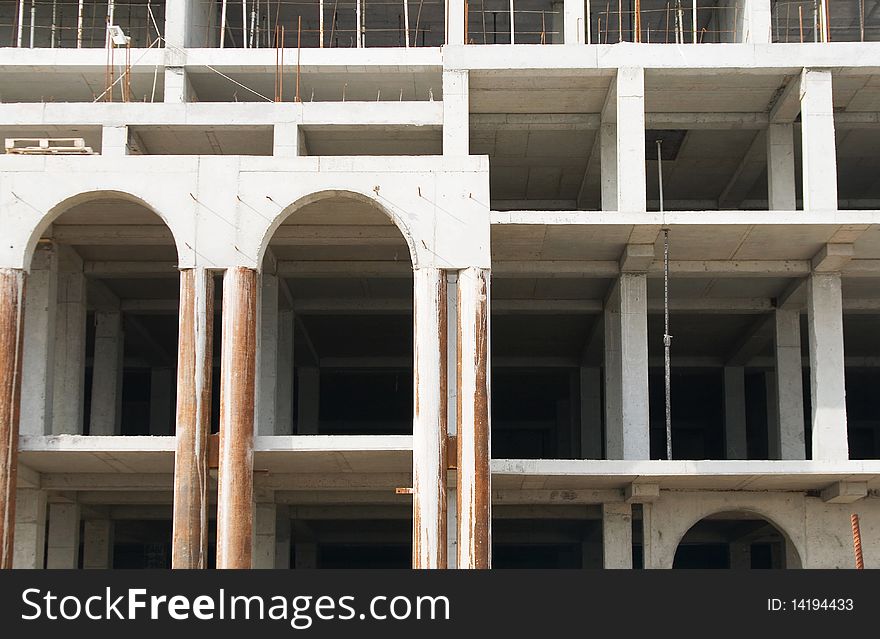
xmin=820 ymin=481 xmax=868 ymax=503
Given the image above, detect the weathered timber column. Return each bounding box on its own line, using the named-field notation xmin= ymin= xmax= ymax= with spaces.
xmin=216 ymin=267 xmax=258 ymax=569
xmin=0 ymin=269 xmax=26 ymax=569
xmin=456 ymin=267 xmax=490 ymax=569
xmin=172 ymin=268 xmax=214 ymax=569
xmin=412 ymin=268 xmax=448 ymax=569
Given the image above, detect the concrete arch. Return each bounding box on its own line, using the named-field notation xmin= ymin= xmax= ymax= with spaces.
xmin=670 ymin=508 xmax=804 ymax=569
xmin=23 ymin=189 xmax=184 ymax=271
xmin=256 ymin=189 xmax=419 ymax=270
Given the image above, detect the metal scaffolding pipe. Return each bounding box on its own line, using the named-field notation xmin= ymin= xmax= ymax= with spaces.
xmin=77 ymin=0 xmax=84 ymax=47
xmin=242 ymin=0 xmax=249 ymax=48
xmin=356 ymin=0 xmax=362 ymax=47
xmin=412 ymin=268 xmax=448 ymax=569
xmin=29 ymin=0 xmax=35 ymax=48
xmin=0 ymin=269 xmax=26 ymax=570
xmin=16 ymin=0 xmax=24 ymax=47
xmin=456 ymin=267 xmax=491 ymax=569
xmin=404 ymin=0 xmax=410 ymax=47
xmin=220 ymin=0 xmax=228 ymax=47
xmin=216 ymin=267 xmax=257 ymax=569
xmin=172 ymin=269 xmax=214 ymax=569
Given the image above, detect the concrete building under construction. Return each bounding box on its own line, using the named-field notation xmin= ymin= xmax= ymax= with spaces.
xmin=0 ymin=0 xmax=879 ymax=570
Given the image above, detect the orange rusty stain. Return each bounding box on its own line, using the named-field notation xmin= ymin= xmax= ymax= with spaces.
xmin=446 ymin=435 xmax=457 ymax=469
xmin=0 ymin=269 xmax=26 ymax=570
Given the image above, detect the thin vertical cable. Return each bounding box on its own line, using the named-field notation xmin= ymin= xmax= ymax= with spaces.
xmin=658 ymin=139 xmax=672 ymax=461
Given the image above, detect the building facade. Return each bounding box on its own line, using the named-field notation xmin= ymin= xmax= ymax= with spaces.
xmin=0 ymin=0 xmax=879 ymax=570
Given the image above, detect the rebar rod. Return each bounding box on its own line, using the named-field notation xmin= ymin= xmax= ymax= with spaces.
xmin=852 ymin=513 xmax=864 ymax=569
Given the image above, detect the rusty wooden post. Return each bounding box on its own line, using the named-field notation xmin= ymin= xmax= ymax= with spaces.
xmin=216 ymin=267 xmax=258 ymax=569
xmin=172 ymin=268 xmax=214 ymax=569
xmin=412 ymin=268 xmax=448 ymax=569
xmin=0 ymin=269 xmax=26 ymax=569
xmin=456 ymin=267 xmax=490 ymax=569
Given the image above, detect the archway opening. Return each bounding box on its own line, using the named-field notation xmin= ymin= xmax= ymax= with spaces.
xmin=673 ymin=510 xmax=799 ymax=569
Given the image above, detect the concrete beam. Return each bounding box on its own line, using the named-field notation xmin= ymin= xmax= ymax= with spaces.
xmin=820 ymin=481 xmax=867 ymax=504
xmin=619 ymin=244 xmax=655 ymax=273
xmin=624 ymin=483 xmax=659 ymax=503
xmin=811 ymin=243 xmax=855 ymax=273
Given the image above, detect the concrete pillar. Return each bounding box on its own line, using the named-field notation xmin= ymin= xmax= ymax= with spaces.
xmin=456 ymin=267 xmax=491 ymax=569
xmin=256 ymin=273 xmax=278 ymax=436
xmin=101 ymin=125 xmax=129 ymax=156
xmin=767 ymin=123 xmax=796 ymax=210
xmin=89 ymin=311 xmax=123 ymax=435
xmin=807 ymin=272 xmax=848 ymax=460
xmin=604 ymin=274 xmax=650 ymax=460
xmin=563 ymin=0 xmax=586 ymax=43
xmin=216 ymin=267 xmax=258 ymax=569
xmin=602 ymin=503 xmax=633 ymax=569
xmin=52 ymin=247 xmax=86 ymax=435
xmin=730 ymin=540 xmax=752 ymax=569
xmin=149 ymin=367 xmax=174 ymax=435
xmin=21 ymin=244 xmax=57 ymax=437
xmin=294 ymin=542 xmax=317 ymax=569
xmin=46 ymin=503 xmax=80 ymax=569
xmin=616 ymin=68 xmax=646 ymax=213
xmin=276 ymin=310 xmax=295 ymax=435
xmin=800 ymin=69 xmax=838 ymax=211
xmin=580 ymin=367 xmax=602 ymax=459
xmin=447 ymin=0 xmax=465 ymax=44
xmin=12 ymin=489 xmax=46 ymax=569
xmin=297 ymin=367 xmax=320 ymax=434
xmin=164 ymin=67 xmax=193 ymax=103
xmin=600 ymin=123 xmax=617 ymax=212
xmin=765 ymin=371 xmax=780 ymax=459
xmin=443 ymin=70 xmax=469 ymax=156
xmin=413 ymin=268 xmax=448 ymax=569
xmin=172 ymin=268 xmax=214 ymax=569
xmin=253 ymin=503 xmax=276 ymax=569
xmin=774 ymin=309 xmax=806 ymax=459
xmin=275 ymin=505 xmax=291 ymax=569
xmin=273 ymin=123 xmax=300 ymax=158
xmin=742 ymin=0 xmax=772 ymax=43
xmin=82 ymin=520 xmax=113 ymax=569
xmin=0 ymin=269 xmax=26 ymax=569
xmin=723 ymin=366 xmax=748 ymax=460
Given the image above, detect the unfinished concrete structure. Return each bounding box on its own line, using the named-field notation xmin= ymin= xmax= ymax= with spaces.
xmin=1 ymin=0 xmax=879 ymax=571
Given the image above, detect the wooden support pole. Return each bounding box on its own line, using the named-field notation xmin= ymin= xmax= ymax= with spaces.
xmin=412 ymin=268 xmax=448 ymax=569
xmin=172 ymin=269 xmax=214 ymax=569
xmin=216 ymin=267 xmax=257 ymax=569
xmin=456 ymin=267 xmax=490 ymax=569
xmin=0 ymin=269 xmax=26 ymax=569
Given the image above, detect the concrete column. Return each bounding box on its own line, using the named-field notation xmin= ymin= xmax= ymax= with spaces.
xmin=765 ymin=371 xmax=780 ymax=459
xmin=447 ymin=0 xmax=465 ymax=44
xmin=163 ymin=0 xmax=188 ymax=48
xmin=149 ymin=367 xmax=174 ymax=435
xmin=807 ymin=272 xmax=848 ymax=460
xmin=52 ymin=247 xmax=86 ymax=435
xmin=563 ymin=0 xmax=586 ymax=43
xmin=412 ymin=268 xmax=448 ymax=569
xmin=580 ymin=367 xmax=602 ymax=459
xmin=12 ymin=489 xmax=46 ymax=569
xmin=89 ymin=311 xmax=124 ymax=436
xmin=253 ymin=503 xmax=276 ymax=569
xmin=767 ymin=123 xmax=796 ymax=210
xmin=21 ymin=244 xmax=57 ymax=437
xmin=276 ymin=310 xmax=295 ymax=435
xmin=456 ymin=267 xmax=491 ymax=569
xmin=800 ymin=69 xmax=838 ymax=211
xmin=602 ymin=503 xmax=633 ymax=569
xmin=172 ymin=268 xmax=214 ymax=569
xmin=46 ymin=503 xmax=80 ymax=569
xmin=774 ymin=309 xmax=806 ymax=459
xmin=216 ymin=267 xmax=258 ymax=569
xmin=723 ymin=366 xmax=748 ymax=460
xmin=600 ymin=123 xmax=617 ymax=212
xmin=273 ymin=123 xmax=300 ymax=158
xmin=443 ymin=70 xmax=469 ymax=156
xmin=616 ymin=68 xmax=646 ymax=213
xmin=164 ymin=67 xmax=193 ymax=103
xmin=0 ymin=269 xmax=26 ymax=569
xmin=256 ymin=273 xmax=278 ymax=436
xmin=82 ymin=520 xmax=113 ymax=569
xmin=742 ymin=0 xmax=771 ymax=43
xmin=294 ymin=542 xmax=317 ymax=569
xmin=604 ymin=274 xmax=650 ymax=460
xmin=101 ymin=125 xmax=129 ymax=157
xmin=275 ymin=505 xmax=291 ymax=568
xmin=730 ymin=540 xmax=752 ymax=569
xmin=297 ymin=367 xmax=320 ymax=434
